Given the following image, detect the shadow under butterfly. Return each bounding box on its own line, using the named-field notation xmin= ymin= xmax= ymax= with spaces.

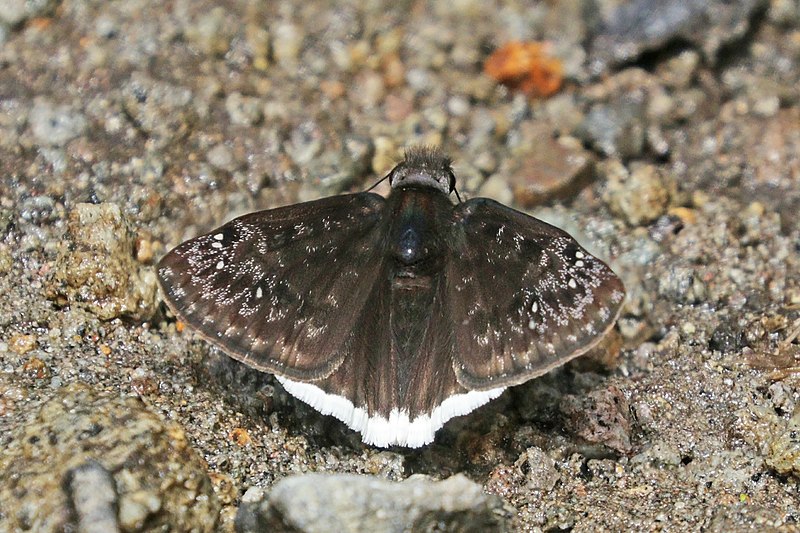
xmin=157 ymin=147 xmax=625 ymax=448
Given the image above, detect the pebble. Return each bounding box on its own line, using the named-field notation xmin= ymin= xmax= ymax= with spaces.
xmin=184 ymin=7 xmax=234 ymax=56
xmin=503 ymin=126 xmax=595 ymax=207
xmin=118 ymin=490 xmax=163 ymax=530
xmin=478 ymin=174 xmax=514 ymax=206
xmin=272 ymin=22 xmax=302 ymax=68
xmin=601 ymin=161 xmax=671 ymax=226
xmin=207 ymin=143 xmax=236 ymax=172
xmin=28 ymin=99 xmax=87 ymax=147
xmin=0 ymin=0 xmax=55 ymax=26
xmin=225 ymin=92 xmax=263 ymax=126
xmin=236 ymin=473 xmax=511 ymax=533
xmin=562 ymin=385 xmax=632 ymax=454
xmin=0 ymin=383 xmax=219 ymax=532
xmin=766 ymin=407 xmax=800 ymax=477
xmin=578 ymin=102 xmax=645 ymax=159
xmin=64 ymin=461 xmax=121 ymax=533
xmin=590 ymin=0 xmax=765 ymax=73
xmin=520 ymin=447 xmax=560 ymax=491
xmin=49 ymin=203 xmax=158 ymax=320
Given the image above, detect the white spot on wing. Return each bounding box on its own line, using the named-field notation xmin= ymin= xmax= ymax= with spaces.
xmin=214 ymin=233 xmax=224 ymax=240
xmin=568 ymin=278 xmax=577 ymax=289
xmin=276 ymin=377 xmax=506 ymax=448
xmin=216 ymin=260 xmax=225 ymax=269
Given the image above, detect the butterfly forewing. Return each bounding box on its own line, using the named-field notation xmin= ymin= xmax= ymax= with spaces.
xmin=448 ymin=198 xmax=626 ymax=390
xmin=157 ymin=193 xmax=387 ymax=380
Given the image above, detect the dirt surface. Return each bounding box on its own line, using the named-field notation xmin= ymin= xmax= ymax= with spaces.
xmin=1 ymin=0 xmax=799 ymax=531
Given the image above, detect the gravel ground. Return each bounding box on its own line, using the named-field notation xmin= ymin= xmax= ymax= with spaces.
xmin=1 ymin=0 xmax=799 ymax=531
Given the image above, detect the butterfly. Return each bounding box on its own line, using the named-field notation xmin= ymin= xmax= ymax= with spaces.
xmin=157 ymin=147 xmax=625 ymax=447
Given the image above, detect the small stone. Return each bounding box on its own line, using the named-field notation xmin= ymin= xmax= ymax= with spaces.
xmin=243 ymin=473 xmax=511 ymax=533
xmin=29 ymin=99 xmax=87 ymax=147
xmin=121 ymin=74 xmax=195 ymax=147
xmin=22 ymin=356 xmax=49 ymax=379
xmin=286 ymin=120 xmax=323 ymax=166
xmin=229 ymin=427 xmax=252 ymax=447
xmin=766 ymin=408 xmax=800 ymax=477
xmin=207 ymin=143 xmax=236 ymax=172
xmin=519 ymin=447 xmax=560 ymax=491
xmin=8 ymin=333 xmax=37 ymax=354
xmin=184 ymin=7 xmax=234 ymax=57
xmin=562 ymin=385 xmax=632 ymax=453
xmin=602 ymin=161 xmax=671 ymax=226
xmin=590 ymin=0 xmax=764 ymax=72
xmin=371 ymin=137 xmax=399 ymax=176
xmin=657 ymin=50 xmax=701 ymax=89
xmin=272 ymin=23 xmax=302 ymax=68
xmin=48 ymin=203 xmax=158 ymax=320
xmin=245 ymin=25 xmax=270 ymax=69
xmin=504 ymin=126 xmax=595 ymax=207
xmin=225 ymin=92 xmax=263 ymax=126
xmin=364 ymin=451 xmax=405 ymax=480
xmin=134 ymin=235 xmax=154 ymax=264
xmin=64 ymin=461 xmax=120 ymax=533
xmin=118 ymin=490 xmax=163 ymax=530
xmin=632 ymin=441 xmax=682 ymax=467
xmin=380 ymin=53 xmax=405 ymax=88
xmin=353 ymin=71 xmax=385 ymax=109
xmin=478 ymin=174 xmax=514 ymax=206
xmin=578 ymin=102 xmax=645 ymax=159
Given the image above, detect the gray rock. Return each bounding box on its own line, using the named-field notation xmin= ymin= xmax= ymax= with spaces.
xmin=236 ymin=473 xmax=511 ymax=533
xmin=48 ymin=203 xmax=158 ymax=320
xmin=520 ymin=447 xmax=560 ymax=492
xmin=29 ymin=98 xmax=87 ymax=147
xmin=562 ymin=385 xmax=633 ymax=454
xmin=0 ymin=0 xmax=56 ymax=26
xmin=766 ymin=407 xmax=800 ymax=477
xmin=225 ymin=92 xmax=263 ymax=126
xmin=577 ymin=101 xmax=646 ymax=159
xmin=590 ymin=0 xmax=767 ymax=73
xmin=0 ymin=383 xmax=220 ymax=532
xmin=601 ymin=161 xmax=671 ymax=226
xmin=121 ymin=72 xmax=196 ymax=148
xmin=64 ymin=460 xmax=121 ymax=533
xmin=501 ymin=123 xmax=595 ymax=207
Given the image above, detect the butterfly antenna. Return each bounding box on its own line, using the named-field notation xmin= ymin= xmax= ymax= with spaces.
xmin=453 ymin=186 xmax=462 ymax=203
xmin=366 ymin=171 xmax=392 ymax=192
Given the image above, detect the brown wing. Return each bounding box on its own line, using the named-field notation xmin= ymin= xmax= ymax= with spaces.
xmin=448 ymin=198 xmax=625 ymax=390
xmin=157 ymin=192 xmax=387 ymax=381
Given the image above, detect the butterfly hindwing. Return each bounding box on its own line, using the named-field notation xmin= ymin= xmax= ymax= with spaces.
xmin=448 ymin=198 xmax=626 ymax=390
xmin=157 ymin=192 xmax=387 ymax=381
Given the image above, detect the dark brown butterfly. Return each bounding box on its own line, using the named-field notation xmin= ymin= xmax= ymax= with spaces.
xmin=157 ymin=147 xmax=625 ymax=447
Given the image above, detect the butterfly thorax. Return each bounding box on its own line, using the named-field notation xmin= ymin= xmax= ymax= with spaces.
xmin=386 ymin=186 xmax=452 ymax=278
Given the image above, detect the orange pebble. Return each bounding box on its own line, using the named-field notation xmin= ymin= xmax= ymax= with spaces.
xmin=484 ymin=41 xmax=563 ymax=97
xmin=229 ymin=427 xmax=252 ymax=446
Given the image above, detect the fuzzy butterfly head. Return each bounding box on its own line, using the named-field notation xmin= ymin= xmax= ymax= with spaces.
xmin=388 ymin=146 xmax=456 ymax=195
